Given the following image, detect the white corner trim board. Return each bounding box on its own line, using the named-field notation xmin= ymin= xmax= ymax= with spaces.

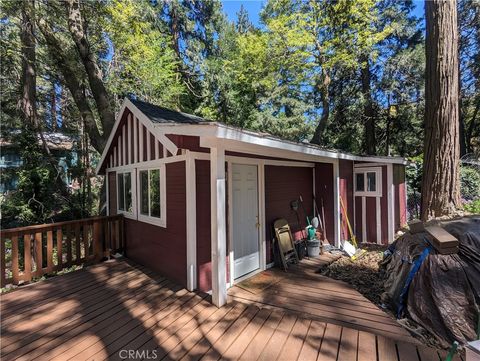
xmin=210 ymin=144 xmax=227 ymax=307
xmin=185 ymin=151 xmax=197 ymax=291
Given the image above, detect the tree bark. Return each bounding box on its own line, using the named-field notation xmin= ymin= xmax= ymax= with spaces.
xmin=38 ymin=19 xmax=106 ymax=152
xmin=421 ymin=0 xmax=461 ymax=220
xmin=19 ymin=1 xmax=37 ymax=128
xmin=19 ymin=0 xmax=50 ymax=155
xmin=65 ymin=0 xmax=114 ymax=138
xmin=50 ymin=82 xmax=57 ymax=131
xmin=310 ymin=70 xmax=331 ymax=145
xmin=466 ymin=99 xmax=479 ymax=154
xmin=361 ymin=58 xmax=376 ymax=155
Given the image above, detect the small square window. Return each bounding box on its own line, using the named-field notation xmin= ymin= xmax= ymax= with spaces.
xmin=117 ymin=174 xmax=125 ymax=211
xmin=354 ymin=168 xmax=381 ymax=196
xmin=356 ymin=173 xmax=365 ymax=192
xmin=139 ymin=168 xmax=161 ymax=218
xmin=117 ymin=172 xmax=132 ymax=213
xmin=140 ymin=170 xmax=149 ymax=215
xmin=367 ymin=172 xmax=376 ymax=192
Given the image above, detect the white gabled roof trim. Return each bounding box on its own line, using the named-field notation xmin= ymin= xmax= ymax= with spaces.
xmin=97 ymin=98 xmax=407 ymax=175
xmin=96 ymin=98 xmax=179 ymax=174
xmin=155 ymin=122 xmax=408 ymax=165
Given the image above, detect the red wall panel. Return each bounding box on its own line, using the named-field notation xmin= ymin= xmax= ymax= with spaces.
xmin=124 ymin=161 xmax=187 ymax=286
xmin=265 ymin=166 xmax=314 ymax=264
xmin=339 ymin=160 xmax=354 ymax=241
xmin=315 ymin=163 xmax=334 ymax=245
xmin=381 ymin=166 xmax=388 ymax=244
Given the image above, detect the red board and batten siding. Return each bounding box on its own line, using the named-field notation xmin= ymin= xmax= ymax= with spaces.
xmin=195 ymin=159 xmax=230 ymax=292
xmin=353 ymin=164 xmax=405 ymax=245
xmin=124 ymin=161 xmax=187 ymax=286
xmin=339 ymin=159 xmax=354 ymax=241
xmin=264 ymin=166 xmax=314 ymax=264
xmin=314 ymin=163 xmax=335 ymax=245
xmin=394 ymin=164 xmax=407 ymax=229
xmin=100 ymin=109 xmax=173 ymax=173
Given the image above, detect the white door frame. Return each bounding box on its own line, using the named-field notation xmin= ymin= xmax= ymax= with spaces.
xmin=227 ymin=157 xmax=266 ymax=287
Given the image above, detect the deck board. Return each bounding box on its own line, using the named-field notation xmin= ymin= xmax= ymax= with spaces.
xmin=1 ymin=258 xmax=442 ymax=361
xmin=229 ymin=254 xmax=417 ymax=343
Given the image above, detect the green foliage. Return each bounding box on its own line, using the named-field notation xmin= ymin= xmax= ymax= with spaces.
xmin=1 ymin=128 xmax=65 ymax=228
xmin=104 ymin=0 xmax=184 ymax=109
xmin=463 ymin=199 xmax=480 ymax=214
xmin=460 ymin=166 xmax=480 ymax=201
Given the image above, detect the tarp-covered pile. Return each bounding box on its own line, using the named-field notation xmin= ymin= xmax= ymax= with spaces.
xmin=381 ymin=216 xmax=480 ymax=348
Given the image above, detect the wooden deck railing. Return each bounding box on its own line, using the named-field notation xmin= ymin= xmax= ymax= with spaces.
xmin=0 ymin=214 xmax=124 ymax=288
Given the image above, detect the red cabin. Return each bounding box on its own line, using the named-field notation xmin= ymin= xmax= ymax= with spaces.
xmin=97 ymin=98 xmax=408 ymax=306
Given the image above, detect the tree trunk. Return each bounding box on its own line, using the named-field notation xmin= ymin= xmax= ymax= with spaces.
xmin=19 ymin=0 xmax=50 ymax=155
xmin=466 ymin=99 xmax=479 ymax=154
xmin=38 ymin=19 xmax=106 ymax=153
xmin=421 ymin=0 xmax=461 ymax=220
xmin=361 ymin=58 xmax=376 ymax=155
xmin=311 ymin=70 xmax=330 ymax=145
xmin=50 ymin=82 xmax=57 ymax=131
xmin=19 ymin=1 xmax=37 ymax=128
xmin=65 ymin=0 xmax=115 ymax=138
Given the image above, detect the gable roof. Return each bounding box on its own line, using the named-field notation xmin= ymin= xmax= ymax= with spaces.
xmin=96 ymin=97 xmax=408 ymax=174
xmin=129 ymin=98 xmax=206 ymax=125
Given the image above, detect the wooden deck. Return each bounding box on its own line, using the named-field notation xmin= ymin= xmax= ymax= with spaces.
xmin=1 ymin=258 xmax=447 ymax=361
xmin=229 ymin=253 xmax=416 ymax=343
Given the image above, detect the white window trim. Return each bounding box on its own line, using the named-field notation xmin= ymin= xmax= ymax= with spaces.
xmin=136 ymin=164 xmax=167 ymax=228
xmin=116 ymin=168 xmax=137 ymax=218
xmin=354 ymin=167 xmax=382 ymax=197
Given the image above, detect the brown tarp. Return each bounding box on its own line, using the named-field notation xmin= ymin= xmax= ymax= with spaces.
xmin=381 ymin=216 xmax=480 ymax=348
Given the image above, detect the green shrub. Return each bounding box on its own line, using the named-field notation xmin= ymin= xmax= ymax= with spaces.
xmin=460 ymin=166 xmax=480 ymax=201
xmin=463 ymin=199 xmax=480 ymax=214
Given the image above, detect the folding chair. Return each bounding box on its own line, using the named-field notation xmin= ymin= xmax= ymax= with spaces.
xmin=274 ymin=218 xmax=300 ymax=271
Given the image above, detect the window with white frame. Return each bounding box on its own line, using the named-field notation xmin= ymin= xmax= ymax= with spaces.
xmin=138 ymin=166 xmax=166 ymax=226
xmin=117 ymin=172 xmax=133 ymax=213
xmin=354 ymin=168 xmax=382 ymax=196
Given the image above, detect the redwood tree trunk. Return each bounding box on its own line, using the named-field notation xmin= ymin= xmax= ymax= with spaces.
xmin=361 ymin=58 xmax=376 ymax=155
xmin=65 ymin=0 xmax=115 ymax=138
xmin=38 ymin=19 xmax=106 ymax=153
xmin=19 ymin=1 xmax=37 ymax=128
xmin=421 ymin=0 xmax=461 ymax=220
xmin=311 ymin=70 xmax=331 ymax=145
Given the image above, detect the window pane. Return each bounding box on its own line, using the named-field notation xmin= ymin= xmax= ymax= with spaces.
xmin=140 ymin=170 xmax=149 ymax=215
xmin=367 ymin=172 xmax=376 ymax=192
xmin=117 ymin=174 xmax=125 ymax=211
xmin=356 ymin=173 xmax=364 ymax=192
xmin=150 ymin=169 xmax=161 ymax=218
xmin=125 ymin=173 xmax=132 ymax=212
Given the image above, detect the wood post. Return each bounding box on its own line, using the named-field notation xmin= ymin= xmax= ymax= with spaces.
xmin=24 ymin=234 xmax=31 ymax=282
xmin=56 ymin=229 xmax=63 ymax=271
xmin=46 ymin=230 xmax=53 ymax=272
xmin=34 ymin=232 xmax=42 ymax=277
xmin=0 ymin=238 xmax=5 ymax=288
xmin=12 ymin=235 xmax=19 ymax=284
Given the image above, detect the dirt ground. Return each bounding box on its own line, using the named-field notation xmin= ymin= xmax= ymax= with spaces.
xmin=318 ymin=243 xmax=387 ymax=305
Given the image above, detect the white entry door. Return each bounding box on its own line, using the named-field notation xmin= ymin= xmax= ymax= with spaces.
xmin=232 ymin=164 xmax=260 ymax=279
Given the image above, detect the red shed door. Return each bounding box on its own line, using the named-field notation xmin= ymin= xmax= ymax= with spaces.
xmin=232 ymin=164 xmax=260 ymax=279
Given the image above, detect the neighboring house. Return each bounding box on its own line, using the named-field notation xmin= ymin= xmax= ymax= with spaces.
xmin=96 ymin=98 xmax=408 ymax=306
xmin=0 ymin=132 xmax=77 ymax=193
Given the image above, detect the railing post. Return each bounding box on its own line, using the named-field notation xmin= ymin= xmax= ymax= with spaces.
xmin=12 ymin=234 xmax=19 ymax=284
xmin=46 ymin=229 xmax=53 ymax=273
xmin=24 ymin=234 xmax=32 ymax=282
xmin=34 ymin=232 xmax=42 ymax=277
xmin=56 ymin=228 xmax=63 ymax=272
xmin=1 ymin=236 xmax=6 ymax=288
xmin=93 ymin=220 xmax=102 ymax=261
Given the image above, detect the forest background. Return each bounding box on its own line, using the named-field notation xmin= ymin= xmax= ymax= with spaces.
xmin=1 ymin=0 xmax=479 ymax=228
